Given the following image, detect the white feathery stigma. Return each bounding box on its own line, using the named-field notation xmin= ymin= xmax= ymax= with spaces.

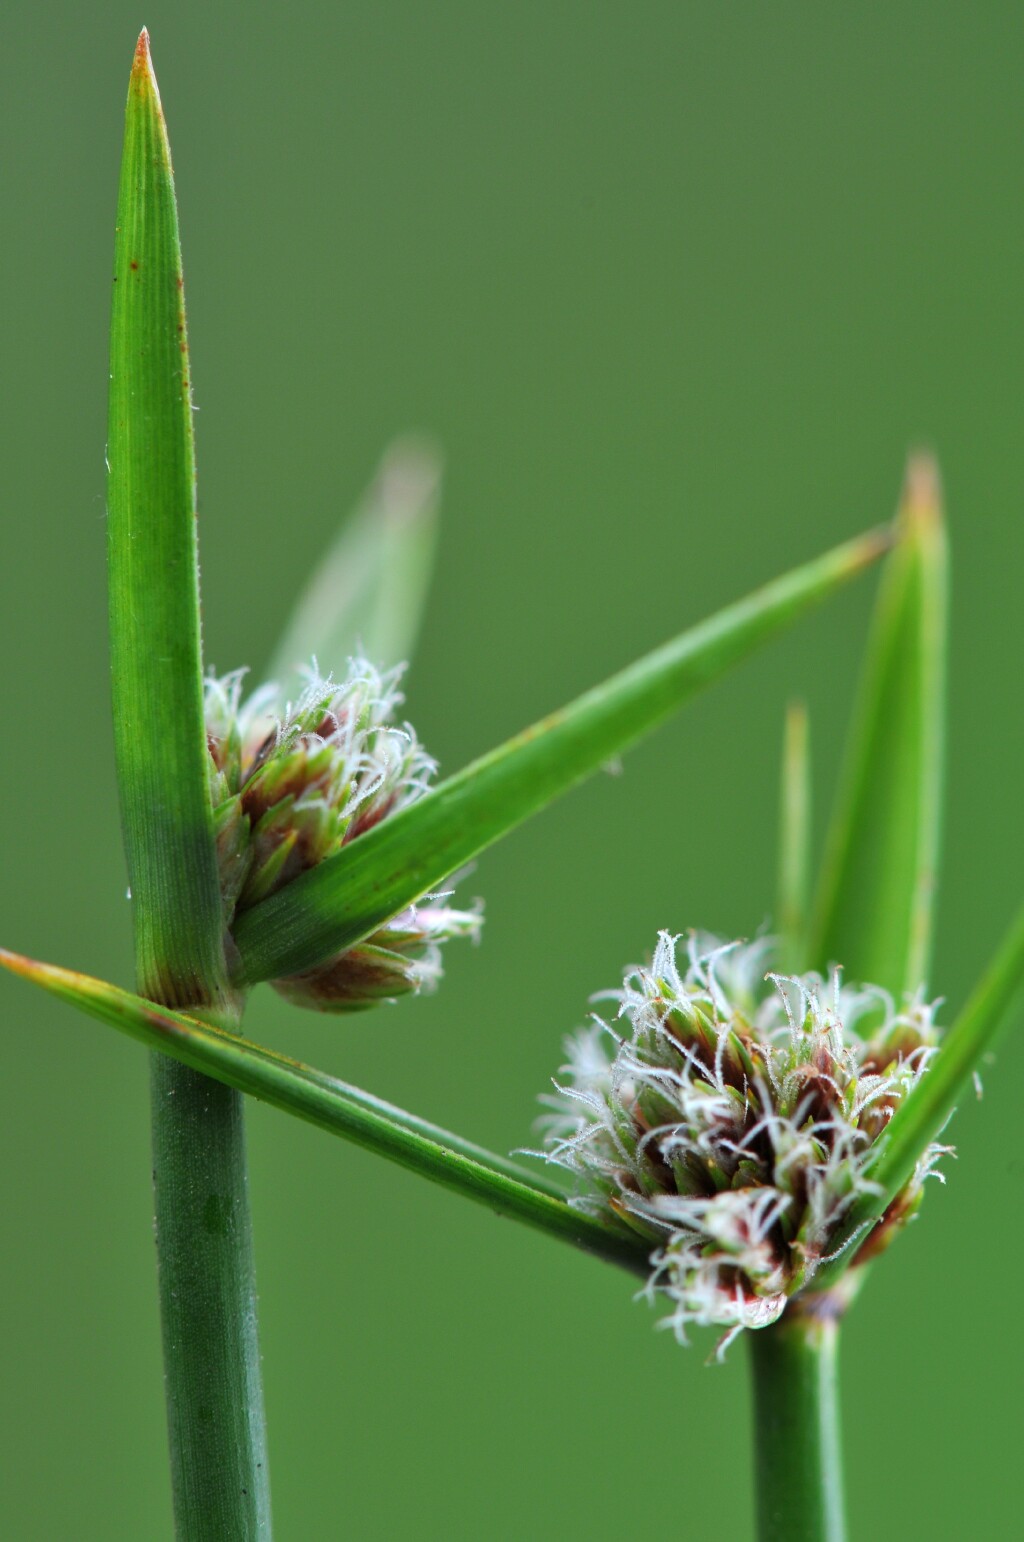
xmin=538 ymin=931 xmax=947 ymax=1347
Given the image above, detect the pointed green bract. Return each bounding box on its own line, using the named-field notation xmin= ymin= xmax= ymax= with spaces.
xmin=107 ymin=31 xmax=225 ymax=1009
xmin=108 ymin=35 xmax=269 ymax=1540
xmin=807 ymin=458 xmax=947 ymax=998
xmin=0 ymin=949 xmax=646 ymax=1277
xmin=777 ymin=701 xmax=811 ymax=974
xmin=231 ymin=527 xmax=890 ymax=986
xmin=865 ymin=902 xmax=1024 ymax=1204
xmin=812 ymin=902 xmax=1024 ymax=1290
xmin=267 ymin=437 xmax=441 ymax=694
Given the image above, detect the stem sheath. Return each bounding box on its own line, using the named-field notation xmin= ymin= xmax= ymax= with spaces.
xmin=748 ymin=1314 xmax=847 ymax=1542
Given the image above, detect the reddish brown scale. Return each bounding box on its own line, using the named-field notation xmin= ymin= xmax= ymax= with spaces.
xmin=691 ymin=1019 xmax=720 ymax=1072
xmin=812 ymin=1040 xmax=833 ymax=1075
xmin=662 ymin=1008 xmax=714 ymax=1069
xmin=240 ymin=730 xmax=277 ymax=785
xmin=277 ymin=947 xmax=400 ymax=1008
xmin=850 ymin=1184 xmax=921 ymax=1269
xmin=664 ymin=1009 xmax=754 ymax=1099
xmin=858 ymin=1093 xmax=898 ymax=1142
xmin=291 ymin=811 xmax=333 ymax=872
xmin=346 ymin=789 xmax=399 ymax=843
xmin=859 ymin=1026 xmax=929 ymax=1079
xmin=242 ymin=754 xmax=321 ymax=821
xmin=312 ymin=711 xmax=341 ymax=738
xmin=776 ymin=1167 xmax=812 ymax=1236
xmin=651 ymin=1016 xmax=766 ymax=1192
xmin=629 ymin=1100 xmax=680 ymax=1196
xmin=789 ymin=1065 xmax=842 ymax=1130
xmin=733 ymin=1115 xmax=777 ymax=1190
xmin=239 ymin=751 xmax=341 ymax=897
xmin=680 ymin=1149 xmax=721 ymax=1198
xmin=717 ymin=1262 xmax=768 ymax=1313
xmin=719 ymin=1032 xmax=759 ymax=1095
xmin=207 ymin=734 xmax=242 ymax=779
xmin=609 ymin=1195 xmax=641 ymax=1225
xmin=858 ymin=1029 xmax=932 ymax=1137
xmin=265 ymin=839 xmax=313 ymax=896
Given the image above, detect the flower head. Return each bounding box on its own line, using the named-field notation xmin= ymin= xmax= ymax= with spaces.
xmin=205 ymin=659 xmax=481 ymax=1009
xmin=539 ymin=931 xmax=946 ymax=1346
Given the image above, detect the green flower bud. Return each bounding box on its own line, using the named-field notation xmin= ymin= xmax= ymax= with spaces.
xmin=205 ymin=659 xmax=481 ymax=1008
xmin=271 ymin=903 xmax=482 ymax=1013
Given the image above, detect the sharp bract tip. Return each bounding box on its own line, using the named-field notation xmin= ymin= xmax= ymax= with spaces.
xmin=902 ymin=450 xmax=943 ymax=527
xmin=132 ymin=27 xmax=155 ymax=79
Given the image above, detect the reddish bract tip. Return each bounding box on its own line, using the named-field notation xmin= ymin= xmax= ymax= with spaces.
xmin=901 ymin=449 xmax=943 ymax=529
xmin=0 ymin=947 xmax=60 ymax=989
xmin=132 ymin=27 xmax=154 ymax=81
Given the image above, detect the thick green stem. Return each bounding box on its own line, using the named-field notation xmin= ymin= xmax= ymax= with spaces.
xmin=748 ymin=1313 xmax=846 ymax=1542
xmin=151 ymin=1054 xmax=270 ymax=1538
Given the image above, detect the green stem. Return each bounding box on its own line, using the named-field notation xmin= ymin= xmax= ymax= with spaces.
xmin=151 ymin=1053 xmax=270 ymax=1538
xmin=748 ymin=1313 xmax=847 ymax=1542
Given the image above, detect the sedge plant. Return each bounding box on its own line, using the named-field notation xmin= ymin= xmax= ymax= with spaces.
xmin=3 ymin=32 xmax=1023 ymax=1542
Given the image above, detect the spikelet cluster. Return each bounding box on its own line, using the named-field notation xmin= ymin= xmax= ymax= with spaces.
xmin=205 ymin=660 xmax=481 ymax=1009
xmin=540 ymin=931 xmax=946 ymax=1347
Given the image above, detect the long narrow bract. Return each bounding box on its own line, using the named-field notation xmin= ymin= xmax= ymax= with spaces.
xmin=233 ymin=526 xmax=890 ymax=986
xmin=267 ymin=437 xmax=442 ymax=696
xmin=813 ymin=901 xmax=1024 ymax=1286
xmin=108 ymin=31 xmax=226 ymax=1010
xmin=0 ymin=948 xmax=647 ymax=1278
xmin=808 ymin=458 xmax=947 ymax=998
xmin=108 ymin=35 xmax=269 ymax=1541
xmin=777 ymin=701 xmax=812 ymax=974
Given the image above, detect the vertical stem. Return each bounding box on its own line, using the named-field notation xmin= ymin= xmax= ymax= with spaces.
xmin=748 ymin=1314 xmax=847 ymax=1542
xmin=151 ymin=1054 xmax=271 ymax=1538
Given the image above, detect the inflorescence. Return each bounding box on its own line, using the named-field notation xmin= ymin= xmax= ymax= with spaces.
xmin=204 ymin=659 xmax=481 ymax=1010
xmin=539 ymin=931 xmax=947 ymax=1349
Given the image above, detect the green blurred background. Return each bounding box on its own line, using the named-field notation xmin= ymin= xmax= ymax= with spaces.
xmin=2 ymin=5 xmax=1021 ymax=1538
